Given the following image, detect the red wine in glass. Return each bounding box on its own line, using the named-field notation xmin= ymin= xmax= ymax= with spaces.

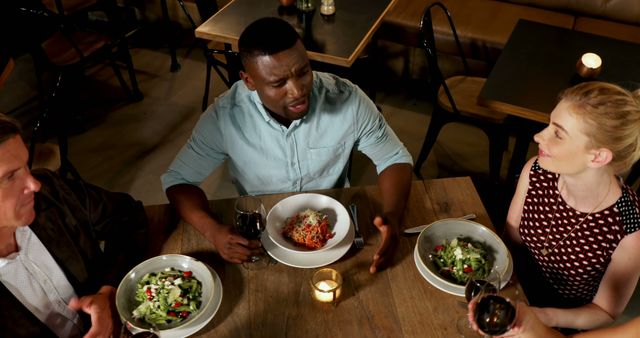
xmin=465 ymin=279 xmax=498 ymax=302
xmin=236 ymin=212 xmax=264 ymax=240
xmin=474 ymin=294 xmax=517 ymax=335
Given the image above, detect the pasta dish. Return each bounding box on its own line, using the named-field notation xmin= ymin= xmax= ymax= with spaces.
xmin=283 ymin=209 xmax=335 ymax=249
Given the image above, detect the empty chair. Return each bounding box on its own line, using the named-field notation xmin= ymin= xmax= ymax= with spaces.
xmin=170 ymin=0 xmax=241 ymax=110
xmin=18 ymin=0 xmax=141 ymax=178
xmin=414 ymin=2 xmax=509 ymax=184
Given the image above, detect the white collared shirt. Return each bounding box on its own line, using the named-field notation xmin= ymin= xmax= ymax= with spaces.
xmin=0 ymin=226 xmax=83 ymax=337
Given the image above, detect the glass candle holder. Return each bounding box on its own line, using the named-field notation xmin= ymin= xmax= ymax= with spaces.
xmin=297 ymin=0 xmax=315 ymax=12
xmin=310 ymin=268 xmax=342 ymax=303
xmin=576 ymin=52 xmax=602 ymax=78
xmin=320 ymin=0 xmax=335 ymax=16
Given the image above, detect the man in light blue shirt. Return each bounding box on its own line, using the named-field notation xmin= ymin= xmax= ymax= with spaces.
xmin=162 ymin=17 xmax=413 ymax=273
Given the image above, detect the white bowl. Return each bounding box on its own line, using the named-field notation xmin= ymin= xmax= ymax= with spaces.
xmin=116 ymin=254 xmax=222 ymax=337
xmin=416 ymin=219 xmax=511 ymax=293
xmin=266 ymin=193 xmax=351 ymax=254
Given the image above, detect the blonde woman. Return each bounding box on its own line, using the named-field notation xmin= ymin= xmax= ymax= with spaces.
xmin=506 ymin=82 xmax=640 ymax=330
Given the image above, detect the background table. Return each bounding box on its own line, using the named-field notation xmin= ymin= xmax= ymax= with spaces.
xmin=143 ymin=178 xmax=523 ymax=337
xmin=195 ymin=0 xmax=396 ymax=67
xmin=478 ymin=19 xmax=640 ymax=188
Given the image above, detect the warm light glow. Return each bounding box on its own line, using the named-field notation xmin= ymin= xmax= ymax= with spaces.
xmin=313 ymin=280 xmax=341 ymax=302
xmin=581 ymin=53 xmax=602 ymax=69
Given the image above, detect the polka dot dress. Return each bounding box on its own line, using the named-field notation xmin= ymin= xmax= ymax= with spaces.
xmin=519 ymin=161 xmax=640 ymax=304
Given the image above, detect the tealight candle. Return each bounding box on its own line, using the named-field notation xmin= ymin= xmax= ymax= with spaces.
xmin=310 ymin=268 xmax=343 ymax=303
xmin=576 ymin=52 xmax=602 ymax=78
xmin=320 ymin=0 xmax=336 ymax=16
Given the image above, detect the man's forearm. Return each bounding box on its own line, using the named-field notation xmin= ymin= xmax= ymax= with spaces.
xmin=377 ymin=163 xmax=413 ymax=225
xmin=165 ymin=184 xmax=221 ymax=239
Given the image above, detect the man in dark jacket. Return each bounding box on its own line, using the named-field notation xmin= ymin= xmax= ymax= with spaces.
xmin=0 ymin=113 xmax=148 ymax=337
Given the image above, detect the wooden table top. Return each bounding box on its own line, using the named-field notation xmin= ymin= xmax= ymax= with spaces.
xmin=142 ymin=177 xmax=523 ymax=337
xmin=194 ymin=0 xmax=396 ymax=67
xmin=479 ymin=19 xmax=640 ymax=124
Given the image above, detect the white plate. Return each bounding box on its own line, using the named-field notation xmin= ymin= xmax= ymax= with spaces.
xmin=266 ymin=193 xmax=351 ymax=254
xmin=263 ymin=222 xmax=354 ymax=268
xmin=166 ymin=266 xmax=223 ymax=338
xmin=413 ymin=245 xmax=513 ymax=297
xmin=117 ymin=255 xmax=223 ymax=338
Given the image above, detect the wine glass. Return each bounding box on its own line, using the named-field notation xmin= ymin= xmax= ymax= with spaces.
xmin=234 ymin=195 xmax=269 ymax=270
xmin=456 ymin=267 xmax=501 ymax=337
xmin=472 ymin=272 xmax=517 ymax=337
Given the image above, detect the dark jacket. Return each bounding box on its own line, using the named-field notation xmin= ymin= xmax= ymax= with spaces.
xmin=0 ymin=169 xmax=148 ymax=337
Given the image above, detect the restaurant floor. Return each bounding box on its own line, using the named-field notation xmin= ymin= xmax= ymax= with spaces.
xmin=2 ymin=33 xmax=638 ymax=324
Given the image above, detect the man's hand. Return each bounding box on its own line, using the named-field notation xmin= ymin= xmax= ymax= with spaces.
xmin=68 ymin=285 xmax=117 ymax=338
xmin=208 ymin=224 xmax=262 ymax=264
xmin=369 ymin=216 xmax=400 ymax=273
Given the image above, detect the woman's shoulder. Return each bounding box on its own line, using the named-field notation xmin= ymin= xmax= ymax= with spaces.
xmin=617 ymin=185 xmax=640 ymax=234
xmin=524 ymin=157 xmax=555 ymax=182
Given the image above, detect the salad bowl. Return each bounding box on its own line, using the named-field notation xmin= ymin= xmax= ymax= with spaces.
xmin=266 ymin=193 xmax=351 ymax=254
xmin=415 ymin=219 xmax=511 ymax=295
xmin=116 ymin=254 xmax=222 ymax=338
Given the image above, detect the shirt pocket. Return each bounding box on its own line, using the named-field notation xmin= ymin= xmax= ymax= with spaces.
xmin=307 ymin=142 xmax=348 ymax=178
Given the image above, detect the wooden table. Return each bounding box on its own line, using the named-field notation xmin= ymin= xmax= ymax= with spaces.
xmin=195 ymin=0 xmax=396 ymax=67
xmin=478 ymin=19 xmax=640 ymax=188
xmin=143 ymin=177 xmax=523 ymax=337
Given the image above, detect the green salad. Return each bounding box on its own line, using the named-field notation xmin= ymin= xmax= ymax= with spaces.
xmin=132 ymin=268 xmax=202 ymax=325
xmin=431 ymin=238 xmax=490 ymax=284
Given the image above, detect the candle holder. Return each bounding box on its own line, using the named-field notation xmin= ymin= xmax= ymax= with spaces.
xmin=320 ymin=0 xmax=335 ymax=16
xmin=310 ymin=268 xmax=342 ymax=304
xmin=297 ymin=0 xmax=315 ymax=12
xmin=576 ymin=52 xmax=602 ymax=78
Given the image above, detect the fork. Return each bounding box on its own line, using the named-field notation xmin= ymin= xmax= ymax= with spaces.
xmin=349 ymin=204 xmax=365 ymax=249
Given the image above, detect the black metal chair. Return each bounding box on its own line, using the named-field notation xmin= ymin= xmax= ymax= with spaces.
xmin=414 ymin=2 xmax=509 ymax=184
xmin=19 ymin=0 xmax=141 ymax=178
xmin=172 ymin=0 xmax=241 ymax=111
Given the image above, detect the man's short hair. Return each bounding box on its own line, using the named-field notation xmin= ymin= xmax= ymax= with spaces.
xmin=238 ymin=17 xmax=301 ymax=67
xmin=0 ymin=113 xmax=21 ymax=144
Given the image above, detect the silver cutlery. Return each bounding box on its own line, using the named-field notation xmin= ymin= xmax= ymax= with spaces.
xmin=348 ymin=204 xmax=365 ymax=248
xmin=403 ymin=213 xmax=477 ymax=234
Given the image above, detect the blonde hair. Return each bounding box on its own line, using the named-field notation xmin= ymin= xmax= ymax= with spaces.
xmin=560 ymin=82 xmax=640 ymax=175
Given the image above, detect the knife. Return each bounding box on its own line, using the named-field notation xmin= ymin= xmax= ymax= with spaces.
xmin=403 ymin=214 xmax=477 ymax=234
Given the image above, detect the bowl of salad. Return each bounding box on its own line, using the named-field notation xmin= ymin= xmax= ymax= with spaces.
xmin=116 ymin=254 xmax=223 ymax=337
xmin=416 ymin=219 xmax=511 ymax=293
xmin=266 ymin=193 xmax=351 ymax=254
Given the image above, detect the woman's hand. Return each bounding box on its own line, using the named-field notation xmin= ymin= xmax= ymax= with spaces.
xmin=467 ymin=299 xmax=565 ymax=338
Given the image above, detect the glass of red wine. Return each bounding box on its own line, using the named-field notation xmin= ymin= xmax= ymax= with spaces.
xmin=473 ymin=292 xmax=517 ymax=336
xmin=234 ymin=195 xmax=269 ymax=270
xmin=456 ymin=267 xmax=502 ymax=337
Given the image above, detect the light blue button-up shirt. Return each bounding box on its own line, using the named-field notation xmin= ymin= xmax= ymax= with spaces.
xmin=161 ymin=72 xmax=412 ymax=195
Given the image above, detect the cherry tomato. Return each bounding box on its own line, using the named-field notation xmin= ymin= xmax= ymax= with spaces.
xmin=173 ymin=302 xmax=182 ymax=308
xmin=167 ymin=311 xmax=177 ymax=317
xmin=179 ymin=311 xmax=190 ymax=318
xmin=435 ymin=245 xmax=444 ymax=251
xmin=183 ymin=271 xmax=193 ymax=278
xmin=463 ymin=266 xmax=473 ymax=273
